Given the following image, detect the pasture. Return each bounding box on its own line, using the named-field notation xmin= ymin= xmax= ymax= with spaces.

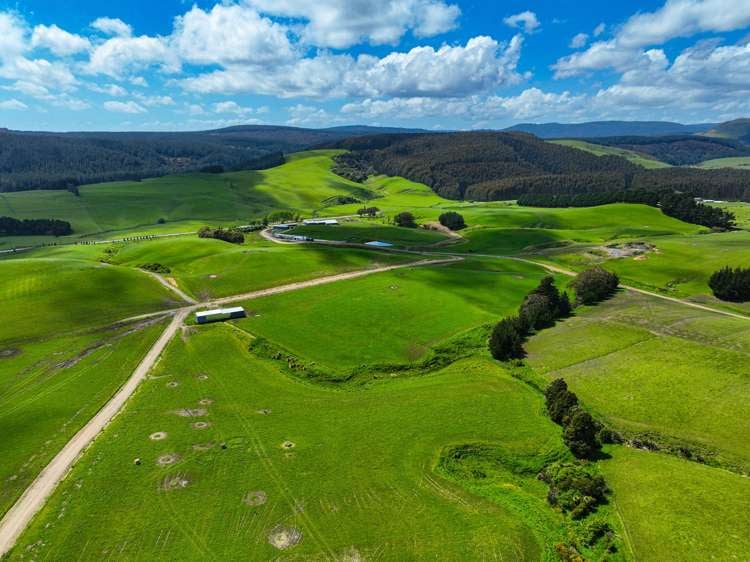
xmin=696 ymin=156 xmax=750 ymax=169
xmin=234 ymin=257 xmax=553 ymax=373
xmin=9 ymin=325 xmax=564 ymax=560
xmin=285 ymin=220 xmax=449 ymax=247
xmin=525 ymin=290 xmax=750 ymax=470
xmin=550 ymin=140 xmax=671 ymax=169
xmin=602 ymin=447 xmax=750 ymax=562
xmin=0 ymin=319 xmax=167 ymax=518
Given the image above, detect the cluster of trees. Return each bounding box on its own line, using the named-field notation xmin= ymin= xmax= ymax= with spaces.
xmin=545 ymin=379 xmax=602 ymax=459
xmin=0 ymin=216 xmax=72 ymax=236
xmin=394 ymin=212 xmax=417 ymax=228
xmin=519 ymin=187 xmax=735 ymax=229
xmin=569 ymin=267 xmax=620 ymax=305
xmin=357 ymin=206 xmax=380 ymax=217
xmin=331 ymin=153 xmax=375 ymax=183
xmin=489 ymin=276 xmax=571 ymax=360
xmin=709 ymin=266 xmax=750 ymax=302
xmin=0 ymin=129 xmax=286 ymax=192
xmin=197 ymin=226 xmax=245 ymax=244
xmin=540 ymin=461 xmax=609 ymax=519
xmin=334 ymin=131 xmax=750 ymax=205
xmin=438 ymin=211 xmax=466 ymax=230
xmin=139 ymin=263 xmax=171 ymax=274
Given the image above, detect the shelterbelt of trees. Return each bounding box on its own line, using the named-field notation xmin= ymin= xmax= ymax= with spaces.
xmin=333 ymin=132 xmax=750 ymax=203
xmin=0 ymin=216 xmax=72 ymax=236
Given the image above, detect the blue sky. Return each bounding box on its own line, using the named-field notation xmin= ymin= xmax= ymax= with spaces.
xmin=0 ymin=0 xmax=749 ymax=131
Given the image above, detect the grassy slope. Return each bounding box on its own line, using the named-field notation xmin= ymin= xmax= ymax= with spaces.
xmin=712 ymin=201 xmax=750 ymax=229
xmin=696 ymin=156 xmax=750 ymax=169
xmin=526 ymin=290 xmax=750 ymax=469
xmin=286 ymin=220 xmax=449 ymax=247
xmin=550 ymin=140 xmax=671 ymax=169
xmin=0 ymin=258 xmax=180 ymax=345
xmin=10 ymin=326 xmax=563 ymax=561
xmin=602 ymin=447 xmax=750 ymax=562
xmin=0 ymin=319 xmax=167 ymax=517
xmin=235 ymin=258 xmax=553 ymax=371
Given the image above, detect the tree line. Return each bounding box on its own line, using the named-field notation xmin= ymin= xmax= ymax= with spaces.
xmin=0 ymin=216 xmax=72 ymax=236
xmin=517 ymin=188 xmax=736 ymax=229
xmin=197 ymin=226 xmax=245 ymax=244
xmin=709 ymin=266 xmax=750 ymax=302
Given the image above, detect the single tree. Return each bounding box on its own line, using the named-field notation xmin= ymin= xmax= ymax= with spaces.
xmin=563 ymin=410 xmax=601 ymax=459
xmin=519 ymin=293 xmax=557 ymax=331
xmin=489 ymin=316 xmax=526 ymax=361
xmin=394 ymin=212 xmax=417 ymax=228
xmin=571 ymin=267 xmax=619 ymax=305
xmin=438 ymin=211 xmax=466 ymax=231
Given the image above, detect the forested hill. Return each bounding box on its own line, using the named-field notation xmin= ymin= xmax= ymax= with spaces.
xmin=586 ymin=135 xmax=750 ymax=165
xmin=333 ymin=132 xmax=750 ymax=202
xmin=502 ymin=120 xmax=714 ymax=138
xmin=0 ymin=125 xmax=420 ymax=192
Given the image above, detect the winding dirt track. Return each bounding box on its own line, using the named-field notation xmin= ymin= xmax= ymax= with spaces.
xmin=0 ymin=256 xmax=459 ymax=557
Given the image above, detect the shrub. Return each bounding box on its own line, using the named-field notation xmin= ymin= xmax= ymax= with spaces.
xmin=564 ymin=411 xmax=602 ymax=459
xmin=139 ymin=263 xmax=171 ymax=274
xmin=571 ymin=267 xmax=619 ymax=305
xmin=520 ymin=293 xmax=557 ymax=331
xmin=357 ymin=206 xmax=380 ymax=217
xmin=157 ymin=217 xmax=166 ymax=224
xmin=438 ymin=211 xmax=466 ymax=231
xmin=394 ymin=211 xmax=417 ymax=228
xmin=198 ymin=226 xmax=245 ymax=244
xmin=489 ymin=316 xmax=526 ymax=361
xmin=709 ymin=266 xmax=750 ymax=302
xmin=542 ymin=462 xmax=609 ymax=518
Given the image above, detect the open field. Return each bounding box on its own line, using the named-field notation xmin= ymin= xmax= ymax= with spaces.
xmin=0 ymin=318 xmax=168 ymax=518
xmin=8 ymin=325 xmax=564 ymax=560
xmin=526 ymin=290 xmax=750 ymax=470
xmin=0 ymin=258 xmax=180 ymax=345
xmin=602 ymin=447 xmax=750 ymax=562
xmin=696 ymin=156 xmax=750 ymax=169
xmin=550 ymin=140 xmax=671 ymax=169
xmin=286 ymin=220 xmax=450 ymax=247
xmin=711 ymin=201 xmax=750 ymax=229
xmin=235 ymin=258 xmax=554 ymax=373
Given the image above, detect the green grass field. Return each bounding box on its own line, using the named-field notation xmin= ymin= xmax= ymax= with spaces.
xmin=9 ymin=325 xmax=565 ymax=560
xmin=235 ymin=258 xmax=553 ymax=373
xmin=550 ymin=140 xmax=671 ymax=169
xmin=696 ymin=156 xmax=750 ymax=169
xmin=602 ymin=447 xmax=750 ymax=561
xmin=0 ymin=258 xmax=180 ymax=345
xmin=711 ymin=201 xmax=750 ymax=229
xmin=0 ymin=318 xmax=167 ymax=517
xmin=526 ymin=290 xmax=750 ymax=470
xmin=286 ymin=220 xmax=450 ymax=247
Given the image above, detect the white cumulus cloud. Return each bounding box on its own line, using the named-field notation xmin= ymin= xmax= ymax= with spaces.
xmin=31 ymin=24 xmax=90 ymax=56
xmin=91 ymin=17 xmax=132 ymax=37
xmin=103 ymin=100 xmax=147 ymax=113
xmin=503 ymin=11 xmax=540 ymax=34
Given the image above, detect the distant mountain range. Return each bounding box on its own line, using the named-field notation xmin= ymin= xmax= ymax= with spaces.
xmin=502 ymin=121 xmax=716 ymax=139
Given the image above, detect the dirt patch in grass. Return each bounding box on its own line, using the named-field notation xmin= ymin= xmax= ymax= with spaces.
xmin=149 ymin=432 xmax=168 ymax=441
xmin=166 ymin=381 xmax=180 ymax=388
xmin=267 ymin=525 xmax=302 ymax=550
xmin=191 ymin=421 xmax=211 ymax=430
xmin=599 ymin=241 xmax=656 ymax=259
xmin=198 ymin=398 xmax=214 ymax=406
xmin=174 ymin=408 xmax=207 ymax=417
xmin=341 ymin=547 xmax=362 ymax=562
xmin=257 ymin=408 xmax=272 ymax=415
xmin=160 ymin=474 xmax=190 ymax=491
xmin=192 ymin=442 xmax=216 ymax=451
xmin=281 ymin=441 xmax=295 ymax=449
xmin=0 ymin=347 xmax=21 ymax=359
xmin=196 ymin=373 xmax=209 ymax=381
xmin=243 ymin=490 xmax=267 ymax=506
xmin=156 ymin=453 xmax=180 ymax=466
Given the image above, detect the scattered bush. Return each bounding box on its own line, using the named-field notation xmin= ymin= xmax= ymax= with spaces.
xmin=489 ymin=316 xmax=526 ymax=361
xmin=139 ymin=263 xmax=171 ymax=274
xmin=709 ymin=266 xmax=750 ymax=302
xmin=541 ymin=462 xmax=609 ymax=519
xmin=198 ymin=226 xmax=245 ymax=244
xmin=357 ymin=206 xmax=380 ymax=217
xmin=157 ymin=217 xmax=166 ymax=224
xmin=571 ymin=267 xmax=619 ymax=305
xmin=394 ymin=211 xmax=417 ymax=228
xmin=438 ymin=211 xmax=466 ymax=231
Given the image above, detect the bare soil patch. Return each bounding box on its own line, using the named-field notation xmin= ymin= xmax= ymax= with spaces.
xmin=281 ymin=441 xmax=295 ymax=449
xmin=160 ymin=474 xmax=190 ymax=491
xmin=191 ymin=421 xmax=211 ymax=430
xmin=166 ymin=381 xmax=179 ymax=388
xmin=243 ymin=490 xmax=267 ymax=506
xmin=267 ymin=525 xmax=302 ymax=550
xmin=257 ymin=409 xmax=272 ymax=415
xmin=156 ymin=453 xmax=180 ymax=466
xmin=174 ymin=408 xmax=207 ymax=417
xmin=600 ymin=241 xmax=656 ymax=259
xmin=192 ymin=442 xmax=215 ymax=451
xmin=0 ymin=348 xmax=21 ymax=359
xmin=149 ymin=432 xmax=168 ymax=441
xmin=196 ymin=373 xmax=209 ymax=381
xmin=198 ymin=398 xmax=214 ymax=406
